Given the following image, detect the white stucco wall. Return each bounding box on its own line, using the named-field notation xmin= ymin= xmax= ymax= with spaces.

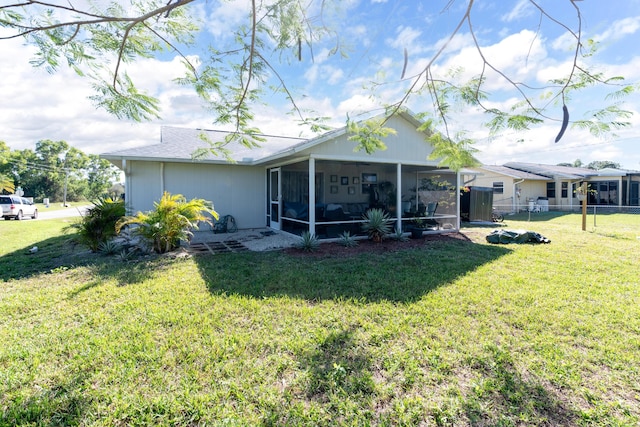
xmin=297 ymin=115 xmax=437 ymax=164
xmin=127 ymin=161 xmax=267 ymax=229
xmin=127 ymin=160 xmax=163 ymax=214
xmin=466 ymin=171 xmax=547 ymax=212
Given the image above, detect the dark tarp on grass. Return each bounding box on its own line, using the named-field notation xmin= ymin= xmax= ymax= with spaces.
xmin=486 ymin=229 xmax=550 ymax=244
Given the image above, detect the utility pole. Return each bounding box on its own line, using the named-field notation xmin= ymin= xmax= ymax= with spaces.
xmin=63 ymin=169 xmax=69 ymax=207
xmin=581 ymin=182 xmax=587 ymax=231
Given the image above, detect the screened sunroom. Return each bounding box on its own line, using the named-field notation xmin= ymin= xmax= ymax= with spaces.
xmin=268 ymin=159 xmax=459 ymax=239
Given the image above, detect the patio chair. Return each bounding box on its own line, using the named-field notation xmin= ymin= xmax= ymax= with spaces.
xmin=424 ymin=202 xmax=439 ymax=229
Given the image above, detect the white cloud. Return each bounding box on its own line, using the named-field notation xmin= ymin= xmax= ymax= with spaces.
xmin=427 ymin=30 xmax=548 ymax=93
xmin=314 ymin=48 xmax=334 ymax=65
xmin=387 ymin=26 xmax=423 ymax=51
xmin=471 ymin=105 xmax=640 ymax=167
xmin=501 ymin=0 xmax=534 ymax=23
xmin=604 ymin=56 xmax=640 ymax=81
xmin=304 ymin=64 xmax=345 ymax=86
xmin=594 ymin=16 xmax=640 ymax=44
xmin=551 ymin=31 xmax=577 ymax=52
xmin=337 ymin=94 xmax=379 ymax=116
xmin=431 ymin=32 xmax=475 ymax=55
xmin=202 ymin=0 xmax=251 ymax=37
xmin=124 ymin=55 xmax=198 ymax=93
xmin=304 ymin=64 xmax=320 ymax=85
xmin=326 ymin=67 xmax=345 ymax=85
xmin=535 ymin=60 xmax=574 ymax=85
xmin=474 ymin=123 xmax=591 ymax=166
xmin=0 ymin=38 xmax=214 ymax=154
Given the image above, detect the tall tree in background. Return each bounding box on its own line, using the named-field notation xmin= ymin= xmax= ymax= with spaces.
xmin=557 ymin=159 xmax=583 ymax=168
xmin=0 ymin=141 xmax=15 ymax=193
xmin=86 ymin=155 xmax=122 ymax=199
xmin=7 ymin=141 xmax=120 ymax=201
xmin=586 ymin=160 xmax=621 ymax=170
xmin=11 ymin=140 xmax=77 ymax=201
xmin=0 ymin=1 xmax=637 ymax=168
xmin=558 ymin=159 xmax=620 ymax=170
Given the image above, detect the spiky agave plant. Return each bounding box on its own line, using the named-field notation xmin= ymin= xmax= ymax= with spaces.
xmin=116 ymin=192 xmax=218 ymax=254
xmin=296 ymin=231 xmax=320 ymax=252
xmin=391 ymin=227 xmax=409 ymax=242
xmin=361 ymin=208 xmax=392 ymax=243
xmin=338 ymin=231 xmax=358 ymax=247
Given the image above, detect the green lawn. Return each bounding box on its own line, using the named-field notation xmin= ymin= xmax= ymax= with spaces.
xmin=1 ymin=213 xmax=639 ymax=426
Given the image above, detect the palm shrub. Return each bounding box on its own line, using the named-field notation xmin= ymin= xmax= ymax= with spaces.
xmin=361 ymin=208 xmax=392 ymax=243
xmin=0 ymin=173 xmax=15 ymax=193
xmin=115 ymin=192 xmax=218 ymax=254
xmin=64 ymin=197 xmax=126 ymax=251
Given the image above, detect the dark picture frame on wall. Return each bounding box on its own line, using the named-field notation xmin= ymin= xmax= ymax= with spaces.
xmin=341 ymin=176 xmax=349 ymax=185
xmin=348 ymin=186 xmax=356 ymax=195
xmin=330 ymin=185 xmax=338 ymax=194
xmin=352 ymin=177 xmax=359 ymax=184
xmin=330 ymin=175 xmax=338 ymax=183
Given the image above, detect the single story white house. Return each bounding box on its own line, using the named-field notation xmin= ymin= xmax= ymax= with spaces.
xmin=464 ymin=162 xmax=640 ymax=213
xmin=101 ymin=112 xmax=461 ymax=238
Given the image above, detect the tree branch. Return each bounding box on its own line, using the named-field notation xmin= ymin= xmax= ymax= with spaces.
xmin=0 ymin=0 xmax=196 ymax=40
xmin=382 ymin=0 xmax=474 ymax=127
xmin=232 ymin=0 xmax=258 ymax=133
xmin=466 ymin=11 xmax=549 ymax=120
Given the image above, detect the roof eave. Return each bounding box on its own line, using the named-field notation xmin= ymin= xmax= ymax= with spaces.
xmin=100 ymin=154 xmax=255 ymax=166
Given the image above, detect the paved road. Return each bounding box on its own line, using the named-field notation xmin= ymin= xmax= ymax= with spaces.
xmin=36 ymin=205 xmax=91 ymax=220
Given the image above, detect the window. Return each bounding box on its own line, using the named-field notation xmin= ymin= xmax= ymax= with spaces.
xmin=546 ymin=182 xmax=556 ymax=198
xmin=631 ymin=182 xmax=639 ymax=206
xmin=561 ymin=182 xmax=568 ymax=198
xmin=595 ymin=181 xmax=618 ymax=205
xmin=492 ymin=181 xmax=504 ymax=194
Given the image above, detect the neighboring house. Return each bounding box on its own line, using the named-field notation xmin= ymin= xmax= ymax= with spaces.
xmin=101 ymin=112 xmax=461 ymax=238
xmin=465 ymin=162 xmax=640 ymax=213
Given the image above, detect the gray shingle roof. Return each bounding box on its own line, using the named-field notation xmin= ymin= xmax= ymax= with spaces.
xmin=101 ymin=126 xmax=307 ymax=163
xmin=101 ymin=110 xmax=429 ymax=165
xmin=482 ymin=162 xmax=639 ymax=180
xmin=480 ymin=165 xmax=549 ymax=180
xmin=504 ymin=162 xmax=599 ymax=179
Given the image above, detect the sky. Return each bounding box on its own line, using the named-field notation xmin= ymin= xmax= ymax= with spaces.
xmin=1 ymin=0 xmax=640 ymax=169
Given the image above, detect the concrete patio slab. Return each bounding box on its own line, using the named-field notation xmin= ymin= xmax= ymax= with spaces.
xmin=188 ymin=228 xmax=300 ymax=253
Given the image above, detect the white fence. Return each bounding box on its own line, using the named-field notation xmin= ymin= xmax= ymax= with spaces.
xmin=494 ymin=202 xmax=640 ymax=215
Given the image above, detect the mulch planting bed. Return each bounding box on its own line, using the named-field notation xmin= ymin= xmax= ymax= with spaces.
xmin=283 ymin=231 xmax=482 ymax=258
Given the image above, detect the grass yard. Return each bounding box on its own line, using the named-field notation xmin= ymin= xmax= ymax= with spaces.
xmin=0 ymin=213 xmax=639 ymax=426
